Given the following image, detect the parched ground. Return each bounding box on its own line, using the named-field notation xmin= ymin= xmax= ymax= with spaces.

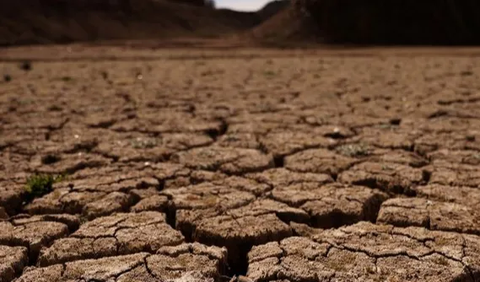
xmin=1 ymin=46 xmax=480 ymax=281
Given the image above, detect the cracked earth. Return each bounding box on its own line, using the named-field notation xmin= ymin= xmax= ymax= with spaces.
xmin=1 ymin=47 xmax=480 ymax=281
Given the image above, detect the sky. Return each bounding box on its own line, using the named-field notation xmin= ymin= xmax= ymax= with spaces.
xmin=215 ymin=0 xmax=272 ymax=11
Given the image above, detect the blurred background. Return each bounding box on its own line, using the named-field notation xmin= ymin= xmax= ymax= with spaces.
xmin=0 ymin=0 xmax=479 ymax=47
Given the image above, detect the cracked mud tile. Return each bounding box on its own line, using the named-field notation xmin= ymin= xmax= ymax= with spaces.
xmin=10 ymin=214 xmax=80 ymax=233
xmin=402 ymin=115 xmax=480 ymax=133
xmin=217 ymin=132 xmax=260 ymax=149
xmin=130 ymin=188 xmax=169 ymax=213
xmin=43 ymin=170 xmax=160 ymax=193
xmin=2 ymin=114 xmax=68 ymax=133
xmin=24 ymin=189 xmax=135 ymax=220
xmin=258 ymin=131 xmax=337 ymax=158
xmin=428 ymin=149 xmax=480 ymax=166
xmin=338 ymin=161 xmax=425 ymax=194
xmin=145 ymin=243 xmax=227 ymax=281
xmin=413 ymin=184 xmax=480 ymax=207
xmin=423 ymin=91 xmax=480 ymax=109
xmin=378 ymin=198 xmax=480 ymax=235
xmin=23 ymin=168 xmax=165 ymax=218
xmin=270 ymin=183 xmax=388 ymax=228
xmin=18 ymin=126 xmax=100 ymax=154
xmin=335 ymin=144 xmax=428 ymax=168
xmin=163 ymin=177 xmax=270 ymax=209
xmin=414 ymin=131 xmax=480 ymax=155
xmin=300 ymin=108 xmax=346 ymax=128
xmin=82 ymin=191 xmax=135 ymax=220
xmin=171 ymin=146 xmax=274 ymax=175
xmin=247 ymin=221 xmax=480 ymax=282
xmin=245 ymin=168 xmax=333 ymax=189
xmin=365 ymin=149 xmax=428 ymax=167
xmin=18 ymin=243 xmax=227 ymax=282
xmin=175 ymin=197 xmax=307 ymax=267
xmin=110 ymin=110 xmax=224 ymax=135
xmin=336 ymin=113 xmax=392 ymax=129
xmin=351 ymin=127 xmax=419 ymax=151
xmin=227 ymin=112 xmax=302 ymax=129
xmin=0 ymin=151 xmax=31 ymax=173
xmin=163 ymin=182 xmax=257 ymax=211
xmin=37 ymin=211 xmax=183 ymax=266
xmin=212 ymin=176 xmax=272 ymax=196
xmin=29 ymin=152 xmax=110 ymax=175
xmin=5 ymin=134 xmax=65 ymax=158
xmin=163 ymin=169 xmax=228 ymax=190
xmin=225 ymin=121 xmax=309 ymax=137
xmin=93 ymin=132 xmax=213 ymax=162
xmin=23 ymin=163 xmax=200 ymax=216
xmin=0 ymin=182 xmax=25 ymax=216
xmin=68 ymin=162 xmax=189 ymax=186
xmin=425 ymin=160 xmax=480 ymax=187
xmin=0 ymin=245 xmax=28 ymax=282
xmin=0 ymin=214 xmax=75 ymax=261
xmin=284 ymin=148 xmax=357 ymax=176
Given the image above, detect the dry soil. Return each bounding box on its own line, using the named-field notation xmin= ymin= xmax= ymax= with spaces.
xmin=1 ymin=46 xmax=480 ymax=281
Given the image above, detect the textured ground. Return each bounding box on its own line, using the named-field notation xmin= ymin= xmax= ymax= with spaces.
xmin=1 ymin=47 xmax=480 ymax=281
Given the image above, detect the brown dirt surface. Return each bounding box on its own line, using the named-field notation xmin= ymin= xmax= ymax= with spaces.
xmin=378 ymin=198 xmax=480 ymax=235
xmin=247 ymin=221 xmax=480 ymax=281
xmin=17 ymin=243 xmax=227 ymax=282
xmin=0 ymin=214 xmax=75 ymax=261
xmin=2 ymin=46 xmax=480 ymax=281
xmin=37 ymin=211 xmax=184 ymax=266
xmin=0 ymin=246 xmax=28 ymax=282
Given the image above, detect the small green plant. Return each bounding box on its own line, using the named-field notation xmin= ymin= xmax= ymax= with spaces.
xmin=381 ymin=164 xmax=391 ymax=171
xmin=433 ymin=256 xmax=450 ymax=266
xmin=25 ymin=174 xmax=65 ymax=201
xmin=376 ymin=123 xmax=392 ymax=129
xmin=336 ymin=143 xmax=371 ymax=157
xmin=130 ymin=137 xmax=158 ymax=149
xmin=3 ymin=74 xmax=11 ymax=82
xmin=223 ymin=134 xmax=241 ymax=142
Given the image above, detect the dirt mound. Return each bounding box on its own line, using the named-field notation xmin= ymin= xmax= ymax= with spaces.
xmin=257 ymin=0 xmax=290 ymax=21
xmin=252 ymin=0 xmax=480 ymax=45
xmin=247 ymin=2 xmax=319 ymax=44
xmin=0 ymin=0 xmax=262 ymax=46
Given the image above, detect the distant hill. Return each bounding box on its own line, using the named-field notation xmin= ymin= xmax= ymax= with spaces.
xmin=0 ymin=0 xmax=262 ymax=46
xmin=257 ymin=0 xmax=290 ymax=21
xmin=245 ymin=0 xmax=319 ymax=44
xmin=250 ymin=0 xmax=480 ymax=45
xmin=3 ymin=0 xmax=478 ymax=47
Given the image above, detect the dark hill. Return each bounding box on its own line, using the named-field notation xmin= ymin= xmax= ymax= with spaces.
xmin=251 ymin=0 xmax=480 ymax=45
xmin=0 ymin=0 xmax=262 ymax=46
xmin=257 ymin=0 xmax=290 ymax=21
